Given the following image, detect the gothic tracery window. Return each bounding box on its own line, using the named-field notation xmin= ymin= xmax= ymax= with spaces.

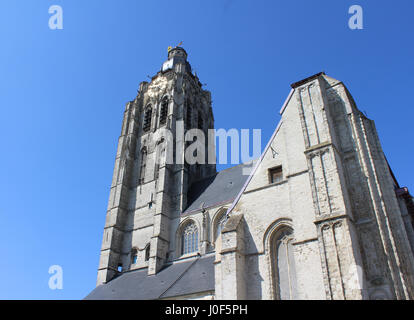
xmin=271 ymin=227 xmax=298 ymax=300
xmin=215 ymin=213 xmax=227 ymax=242
xmin=143 ymin=105 xmax=152 ymax=132
xmin=181 ymin=222 xmax=199 ymax=255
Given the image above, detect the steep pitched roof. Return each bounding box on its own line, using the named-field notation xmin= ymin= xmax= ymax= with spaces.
xmin=85 ymin=254 xmax=215 ymax=300
xmin=183 ymin=162 xmax=254 ymax=214
xmin=225 ymin=72 xmax=328 ymax=217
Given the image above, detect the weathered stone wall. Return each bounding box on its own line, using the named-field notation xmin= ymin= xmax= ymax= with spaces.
xmin=96 ymin=52 xmax=414 ymax=300
xmin=216 ymin=73 xmax=414 ymax=300
xmin=97 ymin=48 xmax=216 ymax=284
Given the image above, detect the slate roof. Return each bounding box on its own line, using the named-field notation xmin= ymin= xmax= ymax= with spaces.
xmin=184 ymin=162 xmax=254 ymax=214
xmin=85 ymin=163 xmax=253 ymax=300
xmin=85 ymin=254 xmax=215 ymax=300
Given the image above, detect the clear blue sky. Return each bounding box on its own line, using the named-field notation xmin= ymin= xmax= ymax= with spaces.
xmin=0 ymin=0 xmax=413 ymax=299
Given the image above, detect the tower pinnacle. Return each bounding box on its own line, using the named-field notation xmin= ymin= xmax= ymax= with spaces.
xmin=162 ymin=46 xmax=191 ymax=73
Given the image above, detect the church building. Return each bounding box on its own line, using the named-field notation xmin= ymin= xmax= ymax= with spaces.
xmin=85 ymin=47 xmax=414 ymax=300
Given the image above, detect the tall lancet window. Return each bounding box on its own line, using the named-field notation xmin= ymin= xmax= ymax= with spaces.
xmin=143 ymin=105 xmax=152 ymax=132
xmin=272 ymin=227 xmax=298 ymax=300
xmin=215 ymin=214 xmax=227 ymax=242
xmin=139 ymin=148 xmax=147 ymax=185
xmin=181 ymin=222 xmax=198 ymax=255
xmin=159 ymin=97 xmax=168 ymax=126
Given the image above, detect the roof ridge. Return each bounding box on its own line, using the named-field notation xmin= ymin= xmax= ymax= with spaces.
xmin=290 ymin=71 xmax=325 ymax=88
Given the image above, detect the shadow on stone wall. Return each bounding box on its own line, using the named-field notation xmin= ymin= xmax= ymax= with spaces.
xmin=243 ymin=221 xmax=264 ymax=299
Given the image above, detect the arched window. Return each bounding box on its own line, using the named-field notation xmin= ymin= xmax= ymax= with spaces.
xmin=131 ymin=248 xmax=138 ymax=265
xmin=145 ymin=244 xmax=150 ymax=261
xmin=143 ymin=105 xmax=152 ymax=132
xmin=271 ymin=227 xmax=298 ymax=300
xmin=139 ymin=148 xmax=147 ymax=185
xmin=181 ymin=222 xmax=199 ymax=255
xmin=159 ymin=97 xmax=168 ymax=125
xmin=215 ymin=214 xmax=227 ymax=242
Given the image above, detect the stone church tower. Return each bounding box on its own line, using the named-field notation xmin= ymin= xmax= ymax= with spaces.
xmin=87 ymin=48 xmax=414 ymax=300
xmin=96 ymin=47 xmax=215 ymax=285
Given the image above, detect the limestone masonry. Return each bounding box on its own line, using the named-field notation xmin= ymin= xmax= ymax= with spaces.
xmin=86 ymin=47 xmax=414 ymax=300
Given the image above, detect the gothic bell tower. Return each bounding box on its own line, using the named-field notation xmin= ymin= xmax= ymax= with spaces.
xmin=96 ymin=47 xmax=216 ymax=285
